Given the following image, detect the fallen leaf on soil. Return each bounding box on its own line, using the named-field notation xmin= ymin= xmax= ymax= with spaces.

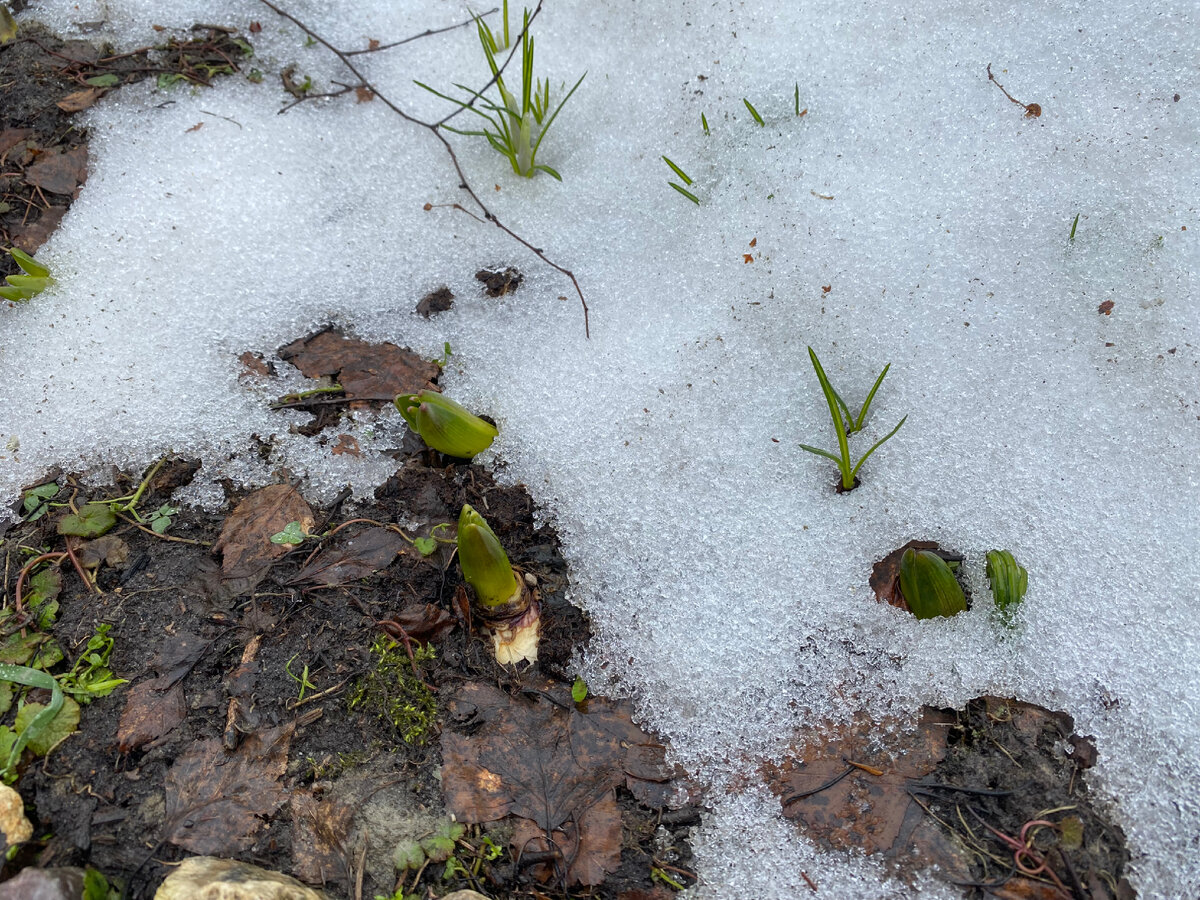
xmin=510 ymin=791 xmax=621 ymax=886
xmin=164 ymin=723 xmax=294 ymax=854
xmin=55 ymin=89 xmax=103 ymax=113
xmin=24 ymin=146 xmax=88 ymax=196
xmin=213 ymin=484 xmax=314 ymax=581
xmin=76 ymin=534 xmax=129 ymax=569
xmin=278 ymin=329 xmax=439 ymax=402
xmin=286 ymin=527 xmax=404 ymax=587
xmin=0 ymin=129 xmax=32 ymax=158
xmin=378 ymin=603 xmax=455 ymax=645
xmin=115 ymin=681 xmax=186 ymax=752
xmin=763 ymin=707 xmax=954 ymax=856
xmin=10 ymin=206 xmax=66 ymax=255
xmin=442 ymin=680 xmax=672 ymax=885
xmin=290 ymin=792 xmax=354 ymax=884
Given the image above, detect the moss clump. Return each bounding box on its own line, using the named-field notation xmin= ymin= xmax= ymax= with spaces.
xmin=347 ymin=637 xmax=437 ymax=745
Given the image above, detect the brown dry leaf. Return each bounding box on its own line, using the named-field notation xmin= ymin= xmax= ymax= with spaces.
xmin=185 ymin=122 xmax=204 ymax=133
xmin=278 ymin=329 xmax=439 ymax=402
xmin=11 ymin=206 xmax=66 ymax=254
xmin=742 ymin=253 xmax=754 ymax=263
xmin=285 ymin=527 xmax=404 ymax=588
xmin=76 ymin=534 xmax=129 ymax=569
xmin=115 ymin=680 xmax=186 ymax=752
xmin=238 ymin=350 xmax=273 ymax=377
xmin=510 ymin=791 xmax=622 ymax=886
xmin=378 ymin=603 xmax=455 ymax=646
xmin=331 ymin=434 xmax=360 ymax=457
xmin=749 ymin=237 xmax=757 ymax=247
xmin=1098 ymin=300 xmax=1115 ymax=316
xmin=249 ymin=21 xmax=262 ymax=33
xmin=354 ymin=85 xmax=374 ymax=103
xmin=24 ymin=146 xmax=88 ymax=196
xmin=763 ymin=707 xmax=953 ymax=856
xmin=442 ymin=680 xmax=672 ymax=860
xmin=213 ymin=484 xmax=314 ymax=580
xmin=290 ymin=792 xmax=354 ymax=885
xmin=164 ymin=723 xmax=294 ymax=854
xmin=367 ymin=38 xmax=380 ymax=50
xmin=0 ymin=129 xmax=33 ymax=158
xmin=56 ymin=89 xmax=103 ymax=113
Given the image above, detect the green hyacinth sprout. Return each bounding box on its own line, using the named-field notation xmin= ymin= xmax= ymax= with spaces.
xmin=986 ymin=549 xmax=1028 ymax=625
xmin=0 ymin=248 xmax=54 ymax=302
xmin=899 ymin=548 xmax=967 ymax=620
xmin=395 ymin=390 xmax=497 ymax=458
xmin=457 ymin=504 xmax=521 ymax=609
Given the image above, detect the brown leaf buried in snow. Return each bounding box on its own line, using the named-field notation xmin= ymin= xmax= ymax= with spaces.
xmin=331 ymin=434 xmax=360 ymax=457
xmin=214 ymin=484 xmax=314 ymax=580
xmin=116 ymin=680 xmax=187 ymax=752
xmin=286 ymin=527 xmax=404 ymax=587
xmin=442 ymin=680 xmax=671 ymax=885
xmin=510 ymin=791 xmax=622 ymax=886
xmin=164 ymin=723 xmax=294 ymax=855
xmin=277 ymin=329 xmax=440 ymax=402
xmin=24 ymin=146 xmax=88 ymax=196
xmin=763 ymin=707 xmax=953 ymax=856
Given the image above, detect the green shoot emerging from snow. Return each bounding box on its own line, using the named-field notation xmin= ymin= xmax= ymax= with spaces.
xmin=743 ymin=97 xmax=765 ymax=126
xmin=799 ymin=347 xmax=906 ymax=491
xmin=1069 ymin=213 xmax=1080 ymax=243
xmin=1 ymin=248 xmax=54 ymax=303
xmin=416 ymin=2 xmax=585 ymax=180
xmin=663 ymin=156 xmax=699 ymax=205
xmin=986 ymin=549 xmax=1028 ymax=626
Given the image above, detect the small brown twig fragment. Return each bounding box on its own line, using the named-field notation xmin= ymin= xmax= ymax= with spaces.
xmin=845 ymin=759 xmax=885 ymax=777
xmin=801 ymin=870 xmax=818 ymax=892
xmin=987 ymin=63 xmax=1042 ymax=118
xmin=345 ymin=8 xmax=496 ymax=55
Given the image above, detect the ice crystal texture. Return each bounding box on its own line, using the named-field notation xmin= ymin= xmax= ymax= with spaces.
xmin=6 ymin=0 xmax=1199 ymax=896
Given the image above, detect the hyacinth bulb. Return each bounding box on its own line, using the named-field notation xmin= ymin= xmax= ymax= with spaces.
xmin=899 ymin=548 xmax=967 ymax=620
xmin=395 ymin=390 xmax=497 ymax=458
xmin=457 ymin=504 xmax=520 ymax=609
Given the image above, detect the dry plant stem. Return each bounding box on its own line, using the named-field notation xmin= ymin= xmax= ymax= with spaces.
xmin=986 ymin=63 xmax=1041 ymax=116
xmin=345 ymin=8 xmax=498 ymax=56
xmin=12 ymin=552 xmax=68 ymax=614
xmin=258 ymin=0 xmax=590 ymax=337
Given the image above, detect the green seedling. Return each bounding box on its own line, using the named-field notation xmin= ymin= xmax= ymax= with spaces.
xmin=571 ymin=676 xmax=588 ymax=704
xmin=285 ymin=654 xmax=318 ymax=702
xmin=1069 ymin=213 xmax=1080 ymax=243
xmin=986 ymin=549 xmax=1028 ymax=625
xmin=58 ymin=624 xmax=126 ymax=703
xmin=701 ymin=112 xmax=709 ymax=135
xmin=794 ymin=83 xmax=800 ymax=115
xmin=0 ymin=663 xmax=65 ymax=783
xmin=798 ymin=347 xmax=906 ymax=491
xmin=743 ymin=97 xmax=765 ymax=126
xmin=22 ymin=483 xmax=59 ymax=522
xmin=395 ymin=390 xmax=497 ymax=458
xmin=662 ymin=156 xmax=699 ymax=205
xmin=416 ymin=3 xmax=586 ymax=180
xmin=434 ymin=341 xmax=453 ymax=368
xmin=146 ymin=503 xmax=179 ymax=534
xmin=1 ymin=248 xmax=55 ymax=303
xmin=899 ymin=548 xmax=967 ymax=619
xmin=271 ymin=520 xmax=314 ymax=545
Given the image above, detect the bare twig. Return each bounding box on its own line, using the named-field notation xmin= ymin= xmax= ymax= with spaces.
xmin=987 ymin=64 xmax=1042 ymax=118
xmin=257 ymin=0 xmax=590 ymax=337
xmin=345 ymin=8 xmax=497 ymax=55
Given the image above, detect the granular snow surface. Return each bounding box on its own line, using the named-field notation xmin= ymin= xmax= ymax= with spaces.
xmin=5 ymin=1 xmax=1199 ymax=896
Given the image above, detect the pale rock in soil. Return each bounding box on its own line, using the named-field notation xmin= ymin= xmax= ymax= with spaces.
xmin=153 ymin=857 xmax=324 ymax=900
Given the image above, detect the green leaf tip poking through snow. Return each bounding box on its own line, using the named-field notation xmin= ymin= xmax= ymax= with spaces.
xmin=899 ymin=548 xmax=967 ymax=620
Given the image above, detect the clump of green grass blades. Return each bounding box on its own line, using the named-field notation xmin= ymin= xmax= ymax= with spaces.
xmin=415 ymin=2 xmax=585 ymax=180
xmin=662 ymin=156 xmax=699 ymax=204
xmin=799 ymin=347 xmax=906 ymax=491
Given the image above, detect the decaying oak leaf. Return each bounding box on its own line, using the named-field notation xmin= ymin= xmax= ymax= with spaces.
xmin=278 ymin=329 xmax=439 ymax=402
xmin=290 ymin=791 xmax=354 ymax=885
xmin=285 ymin=527 xmax=404 ymax=588
xmin=164 ymin=723 xmax=294 ymax=854
xmin=510 ymin=791 xmax=622 ymax=886
xmin=441 ymin=679 xmax=672 ymax=886
xmin=116 ymin=680 xmax=186 ymax=752
xmin=213 ymin=484 xmax=314 ymax=581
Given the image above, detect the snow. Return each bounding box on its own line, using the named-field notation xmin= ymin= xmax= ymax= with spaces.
xmin=6 ymin=0 xmax=1199 ymax=896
